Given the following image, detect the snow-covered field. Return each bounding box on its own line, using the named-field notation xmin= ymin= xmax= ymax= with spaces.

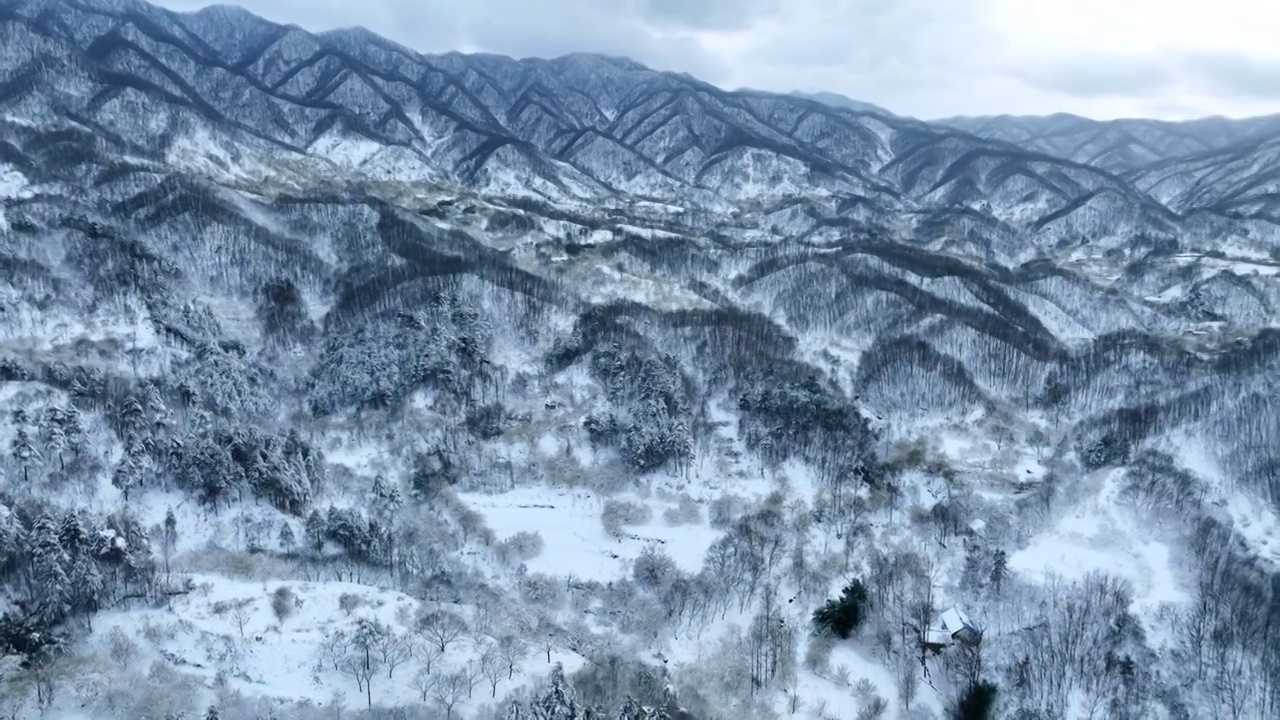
xmin=1009 ymin=468 xmax=1190 ymax=616
xmin=460 ymin=486 xmax=721 ymax=581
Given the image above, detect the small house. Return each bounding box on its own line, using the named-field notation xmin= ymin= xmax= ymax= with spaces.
xmin=924 ymin=606 xmax=981 ymax=650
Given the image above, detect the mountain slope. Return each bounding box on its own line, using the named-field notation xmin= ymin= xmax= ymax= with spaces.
xmin=939 ymin=112 xmax=1280 ymax=174
xmin=0 ymin=1 xmax=1278 ymax=719
xmin=0 ymin=0 xmax=1209 ymax=259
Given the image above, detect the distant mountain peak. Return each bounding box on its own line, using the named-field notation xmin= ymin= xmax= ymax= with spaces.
xmin=787 ymin=91 xmax=898 ymax=118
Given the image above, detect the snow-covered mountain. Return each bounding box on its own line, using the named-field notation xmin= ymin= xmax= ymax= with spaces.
xmin=1 ymin=1 xmax=1278 ymax=719
xmin=938 ymin=112 xmax=1280 ymax=174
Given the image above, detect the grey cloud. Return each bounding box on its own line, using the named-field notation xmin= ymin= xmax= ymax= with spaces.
xmin=159 ymin=0 xmax=730 ymax=79
xmin=152 ymin=0 xmax=1276 ymax=120
xmin=1009 ymin=58 xmax=1176 ymax=98
xmin=154 ymin=0 xmax=1006 ymax=117
xmin=1180 ymin=52 xmax=1280 ymax=100
xmin=635 ymin=0 xmax=781 ymax=31
xmin=754 ymin=0 xmax=996 ymax=72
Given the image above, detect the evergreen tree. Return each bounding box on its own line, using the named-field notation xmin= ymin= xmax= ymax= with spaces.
xmin=117 ymin=397 xmax=146 ymax=441
xmin=812 ymin=579 xmax=870 ymax=639
xmin=954 ymin=680 xmax=998 ymax=720
xmin=28 ymin=513 xmax=71 ymax=626
xmin=531 ymin=663 xmax=593 ymax=719
xmin=63 ymin=406 xmax=86 ymax=459
xmin=304 ymin=510 xmax=326 ymax=556
xmin=112 ymin=450 xmax=140 ymax=502
xmin=161 ymin=509 xmax=178 ymax=585
xmin=278 ymin=521 xmax=296 ymax=554
xmin=144 ymin=382 xmax=165 ymax=417
xmin=40 ymin=407 xmax=68 ymax=471
xmin=10 ymin=428 xmax=40 ymax=484
xmin=68 ymin=552 xmax=103 ymax=627
xmin=990 ymin=550 xmax=1008 ymax=594
xmin=617 ymin=696 xmax=669 ymax=720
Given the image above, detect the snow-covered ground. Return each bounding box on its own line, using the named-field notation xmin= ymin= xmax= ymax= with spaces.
xmin=1171 ymin=436 xmax=1280 ymax=565
xmin=82 ymin=572 xmax=578 ymax=714
xmin=1008 ymin=467 xmax=1190 ymax=635
xmin=460 ymin=485 xmax=721 ymax=581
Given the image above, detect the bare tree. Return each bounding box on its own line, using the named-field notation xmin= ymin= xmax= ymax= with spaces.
xmin=1028 ymin=429 xmax=1050 ymax=460
xmin=317 ymin=629 xmax=350 ymax=672
xmin=414 ymin=639 xmax=444 ymax=675
xmin=431 ymin=669 xmax=469 ymax=720
xmin=498 ymin=634 xmax=527 ymax=679
xmin=480 ymin=645 xmax=505 ymax=697
xmin=231 ymin=601 xmax=252 ymax=639
xmin=536 ymin=620 xmax=559 ymax=663
xmin=375 ymin=630 xmax=413 ymax=679
xmin=417 ymin=610 xmax=467 ymax=653
xmin=895 ymin=653 xmax=918 ymax=712
xmin=410 ymin=666 xmax=437 ymax=702
xmin=339 ymin=653 xmax=378 ymax=709
xmin=1176 ymin=578 xmax=1215 ymax=677
xmin=461 ymin=658 xmax=482 ymax=698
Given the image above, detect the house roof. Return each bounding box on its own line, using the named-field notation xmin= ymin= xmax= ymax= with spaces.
xmin=939 ymin=606 xmax=976 ymax=634
xmin=925 ymin=628 xmax=953 ymax=646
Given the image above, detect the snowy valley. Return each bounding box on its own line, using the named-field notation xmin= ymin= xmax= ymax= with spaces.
xmin=1 ymin=1 xmax=1279 ymax=719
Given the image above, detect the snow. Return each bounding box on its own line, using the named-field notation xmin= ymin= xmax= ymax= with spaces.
xmin=0 ymin=164 xmax=30 ymax=199
xmin=1009 ymin=469 xmax=1190 ymax=617
xmin=0 ymin=163 xmax=34 ymax=232
xmin=559 ymin=259 xmax=717 ymax=311
xmin=1172 ymin=252 xmax=1280 ymax=278
xmin=459 ymin=485 xmax=722 ymax=581
xmin=86 ymin=572 xmax=574 ymax=712
xmin=1171 ymin=436 xmax=1280 ymax=565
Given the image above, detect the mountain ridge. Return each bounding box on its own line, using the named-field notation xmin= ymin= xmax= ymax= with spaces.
xmin=0 ymin=1 xmax=1278 ymax=719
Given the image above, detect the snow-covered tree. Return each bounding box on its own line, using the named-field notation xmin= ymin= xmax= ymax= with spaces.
xmin=161 ymin=509 xmax=178 ymax=585
xmin=10 ymin=428 xmax=40 ymax=484
xmin=28 ymin=513 xmax=71 ymax=626
xmin=38 ymin=407 xmax=68 ymax=471
xmin=528 ymin=663 xmax=597 ymax=719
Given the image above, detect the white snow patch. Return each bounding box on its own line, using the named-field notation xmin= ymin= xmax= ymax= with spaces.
xmin=0 ymin=163 xmax=34 ymax=232
xmin=1172 ymin=437 xmax=1280 ymax=565
xmin=1010 ymin=469 xmax=1189 ymax=616
xmin=459 ymin=485 xmax=722 ymax=582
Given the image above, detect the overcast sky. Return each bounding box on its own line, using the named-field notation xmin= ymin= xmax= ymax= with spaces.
xmin=155 ymin=0 xmax=1280 ymax=120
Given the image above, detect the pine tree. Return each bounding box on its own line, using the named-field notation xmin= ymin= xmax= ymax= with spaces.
xmin=58 ymin=511 xmax=90 ymax=558
xmin=112 ymin=450 xmax=139 ymax=502
xmin=618 ymin=696 xmax=647 ymax=720
xmin=37 ymin=407 xmax=66 ymax=471
xmin=990 ymin=550 xmax=1008 ymax=594
xmin=162 ymin=509 xmax=178 ymax=585
xmin=204 ymin=705 xmax=221 ymax=720
xmin=63 ymin=406 xmax=86 ymax=459
xmin=144 ymin=382 xmax=165 ymax=417
xmin=10 ymin=428 xmax=40 ymax=484
xmin=118 ymin=397 xmax=146 ymax=441
xmin=812 ymin=579 xmax=870 ymax=639
xmin=278 ymin=521 xmax=296 ymax=554
xmin=68 ymin=552 xmax=103 ymax=627
xmin=28 ymin=513 xmax=71 ymax=626
xmin=304 ymin=509 xmax=326 ymax=556
xmin=532 ymin=663 xmax=591 ymax=719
